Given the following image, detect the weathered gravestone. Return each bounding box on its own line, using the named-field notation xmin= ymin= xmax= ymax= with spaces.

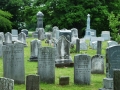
xmin=0 ymin=36 xmax=3 ymax=57
xmin=21 ymin=29 xmax=28 ymax=37
xmin=37 ymin=11 xmax=44 ymax=28
xmin=74 ymin=54 xmax=91 ymax=85
xmin=107 ymin=40 xmax=118 ymax=47
xmin=26 ymin=75 xmax=40 ymax=90
xmin=38 ymin=28 xmax=45 ymax=40
xmin=52 ymin=26 xmax=59 ymax=39
xmin=76 ymin=39 xmax=80 ymax=53
xmin=30 ymin=39 xmax=41 ymax=61
xmin=2 ymin=43 xmax=25 ymax=84
xmin=101 ymin=31 xmax=111 ymax=41
xmin=0 ymin=32 xmax=4 ymax=42
xmin=80 ymin=41 xmax=88 ymax=50
xmin=4 ymin=32 xmax=12 ymax=44
xmin=91 ymin=54 xmax=104 ymax=74
xmin=97 ymin=41 xmax=102 ymax=55
xmin=0 ymin=77 xmax=14 ymax=90
xmin=106 ymin=45 xmax=120 ymax=78
xmin=113 ymin=69 xmax=120 ymax=90
xmin=18 ymin=32 xmax=27 ymax=46
xmin=11 ymin=29 xmax=18 ymax=41
xmin=71 ymin=28 xmax=79 ymax=44
xmin=59 ymin=76 xmax=69 ymax=85
xmin=55 ymin=35 xmax=73 ymax=66
xmin=38 ymin=47 xmax=55 ymax=83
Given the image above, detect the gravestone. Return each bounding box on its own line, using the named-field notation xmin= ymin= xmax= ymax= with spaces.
xmin=0 ymin=32 xmax=4 ymax=42
xmin=21 ymin=29 xmax=28 ymax=37
xmin=107 ymin=40 xmax=118 ymax=47
xmin=59 ymin=76 xmax=69 ymax=85
xmin=91 ymin=54 xmax=104 ymax=74
xmin=30 ymin=39 xmax=41 ymax=61
xmin=18 ymin=32 xmax=27 ymax=46
xmin=91 ymin=41 xmax=97 ymax=50
xmin=74 ymin=54 xmax=91 ymax=85
xmin=0 ymin=36 xmax=3 ymax=57
xmin=97 ymin=41 xmax=102 ymax=55
xmin=101 ymin=31 xmax=111 ymax=41
xmin=4 ymin=32 xmax=12 ymax=44
xmin=11 ymin=29 xmax=18 ymax=41
xmin=26 ymin=75 xmax=40 ymax=90
xmin=106 ymin=45 xmax=120 ymax=78
xmin=52 ymin=26 xmax=59 ymax=40
xmin=38 ymin=28 xmax=45 ymax=40
xmin=76 ymin=39 xmax=80 ymax=53
xmin=113 ymin=69 xmax=120 ymax=90
xmin=80 ymin=41 xmax=88 ymax=50
xmin=0 ymin=77 xmax=14 ymax=90
xmin=90 ymin=29 xmax=96 ymax=37
xmin=55 ymin=35 xmax=73 ymax=66
xmin=38 ymin=47 xmax=55 ymax=83
xmin=71 ymin=28 xmax=79 ymax=44
xmin=37 ymin=11 xmax=44 ymax=28
xmin=2 ymin=43 xmax=25 ymax=84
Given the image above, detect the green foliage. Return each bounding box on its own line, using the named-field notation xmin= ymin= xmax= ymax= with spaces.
xmin=0 ymin=10 xmax=12 ymax=32
xmin=45 ymin=24 xmax=52 ymax=32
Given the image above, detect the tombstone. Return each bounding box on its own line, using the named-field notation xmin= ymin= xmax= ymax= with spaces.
xmin=30 ymin=39 xmax=41 ymax=61
xmin=18 ymin=32 xmax=27 ymax=46
xmin=21 ymin=29 xmax=28 ymax=37
xmin=0 ymin=36 xmax=3 ymax=57
xmin=4 ymin=32 xmax=12 ymax=44
xmin=2 ymin=43 xmax=25 ymax=84
xmin=113 ymin=69 xmax=120 ymax=90
xmin=107 ymin=40 xmax=118 ymax=47
xmin=80 ymin=41 xmax=88 ymax=50
xmin=97 ymin=41 xmax=102 ymax=55
xmin=90 ymin=37 xmax=98 ymax=47
xmin=55 ymin=35 xmax=73 ymax=66
xmin=59 ymin=29 xmax=72 ymax=42
xmin=106 ymin=45 xmax=120 ymax=78
xmin=91 ymin=54 xmax=104 ymax=74
xmin=26 ymin=75 xmax=40 ymax=90
xmin=71 ymin=28 xmax=79 ymax=44
xmin=59 ymin=76 xmax=69 ymax=85
xmin=74 ymin=54 xmax=91 ymax=85
xmin=91 ymin=41 xmax=97 ymax=50
xmin=0 ymin=77 xmax=14 ymax=90
xmin=52 ymin=26 xmax=59 ymax=39
xmin=101 ymin=31 xmax=111 ymax=41
xmin=11 ymin=29 xmax=18 ymax=41
xmin=38 ymin=28 xmax=45 ymax=40
xmin=45 ymin=32 xmax=52 ymax=40
xmin=0 ymin=32 xmax=5 ymax=42
xmin=76 ymin=39 xmax=80 ymax=53
xmin=38 ymin=47 xmax=55 ymax=83
xmin=90 ymin=29 xmax=96 ymax=37
xmin=37 ymin=11 xmax=44 ymax=28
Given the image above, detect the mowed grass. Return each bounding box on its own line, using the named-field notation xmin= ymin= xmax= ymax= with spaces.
xmin=0 ymin=34 xmax=107 ymax=90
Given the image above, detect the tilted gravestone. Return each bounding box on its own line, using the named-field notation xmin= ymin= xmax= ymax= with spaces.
xmin=18 ymin=32 xmax=27 ymax=46
xmin=55 ymin=35 xmax=73 ymax=66
xmin=26 ymin=75 xmax=40 ymax=90
xmin=106 ymin=45 xmax=120 ymax=78
xmin=30 ymin=39 xmax=41 ymax=61
xmin=91 ymin=54 xmax=104 ymax=74
xmin=74 ymin=54 xmax=91 ymax=85
xmin=2 ymin=43 xmax=25 ymax=84
xmin=38 ymin=47 xmax=55 ymax=83
xmin=4 ymin=32 xmax=12 ymax=44
xmin=0 ymin=77 xmax=14 ymax=90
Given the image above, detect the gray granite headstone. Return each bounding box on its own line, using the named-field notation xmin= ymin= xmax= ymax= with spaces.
xmin=0 ymin=36 xmax=3 ymax=57
xmin=74 ymin=54 xmax=91 ymax=85
xmin=3 ymin=43 xmax=25 ymax=84
xmin=91 ymin=54 xmax=104 ymax=74
xmin=76 ymin=39 xmax=80 ymax=53
xmin=11 ymin=29 xmax=18 ymax=41
xmin=18 ymin=32 xmax=27 ymax=46
xmin=97 ymin=41 xmax=102 ymax=55
xmin=30 ymin=39 xmax=41 ymax=61
xmin=38 ymin=28 xmax=45 ymax=40
xmin=80 ymin=41 xmax=88 ymax=50
xmin=107 ymin=40 xmax=118 ymax=47
xmin=101 ymin=31 xmax=111 ymax=41
xmin=26 ymin=75 xmax=40 ymax=90
xmin=38 ymin=47 xmax=55 ymax=83
xmin=21 ymin=29 xmax=28 ymax=37
xmin=5 ymin=32 xmax=12 ymax=44
xmin=71 ymin=28 xmax=79 ymax=44
xmin=106 ymin=45 xmax=120 ymax=78
xmin=0 ymin=77 xmax=14 ymax=90
xmin=0 ymin=32 xmax=4 ymax=42
xmin=90 ymin=29 xmax=96 ymax=37
xmin=55 ymin=35 xmax=73 ymax=66
xmin=52 ymin=26 xmax=59 ymax=39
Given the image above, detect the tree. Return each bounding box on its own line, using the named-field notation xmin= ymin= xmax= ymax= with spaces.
xmin=0 ymin=10 xmax=12 ymax=32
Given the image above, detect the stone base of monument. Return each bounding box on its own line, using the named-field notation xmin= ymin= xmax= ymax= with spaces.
xmin=55 ymin=59 xmax=73 ymax=67
xmin=29 ymin=57 xmax=38 ymax=61
xmin=99 ymin=78 xmax=113 ymax=90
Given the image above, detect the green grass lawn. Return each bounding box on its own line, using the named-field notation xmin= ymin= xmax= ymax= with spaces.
xmin=0 ymin=36 xmax=107 ymax=90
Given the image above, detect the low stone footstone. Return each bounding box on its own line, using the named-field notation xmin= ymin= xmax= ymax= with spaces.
xmin=26 ymin=75 xmax=40 ymax=90
xmin=59 ymin=76 xmax=69 ymax=85
xmin=0 ymin=77 xmax=14 ymax=90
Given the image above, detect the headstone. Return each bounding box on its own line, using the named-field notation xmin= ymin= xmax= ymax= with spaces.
xmin=113 ymin=69 xmax=120 ymax=90
xmin=91 ymin=41 xmax=97 ymax=50
xmin=107 ymin=40 xmax=118 ymax=47
xmin=71 ymin=28 xmax=79 ymax=44
xmin=30 ymin=39 xmax=41 ymax=61
xmin=26 ymin=75 xmax=40 ymax=90
xmin=91 ymin=54 xmax=104 ymax=74
xmin=97 ymin=41 xmax=102 ymax=55
xmin=4 ymin=32 xmax=12 ymax=44
xmin=0 ymin=32 xmax=4 ymax=42
xmin=76 ymin=39 xmax=80 ymax=53
xmin=90 ymin=29 xmax=96 ymax=37
xmin=101 ymin=31 xmax=111 ymax=41
xmin=18 ymin=32 xmax=27 ymax=46
xmin=55 ymin=35 xmax=73 ymax=66
xmin=21 ymin=29 xmax=28 ymax=37
xmin=45 ymin=32 xmax=52 ymax=40
xmin=38 ymin=28 xmax=45 ymax=40
xmin=74 ymin=54 xmax=91 ymax=85
xmin=106 ymin=45 xmax=120 ymax=78
xmin=80 ymin=41 xmax=88 ymax=50
xmin=11 ymin=29 xmax=18 ymax=41
xmin=38 ymin=47 xmax=55 ymax=83
xmin=2 ymin=43 xmax=25 ymax=84
xmin=0 ymin=77 xmax=14 ymax=90
xmin=59 ymin=76 xmax=69 ymax=85
xmin=0 ymin=36 xmax=3 ymax=57
xmin=52 ymin=26 xmax=59 ymax=39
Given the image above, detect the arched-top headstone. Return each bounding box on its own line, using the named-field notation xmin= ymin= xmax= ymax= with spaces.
xmin=18 ymin=32 xmax=27 ymax=46
xmin=5 ymin=32 xmax=12 ymax=44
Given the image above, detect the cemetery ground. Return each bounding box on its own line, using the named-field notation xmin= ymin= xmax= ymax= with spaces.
xmin=0 ymin=35 xmax=107 ymax=90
